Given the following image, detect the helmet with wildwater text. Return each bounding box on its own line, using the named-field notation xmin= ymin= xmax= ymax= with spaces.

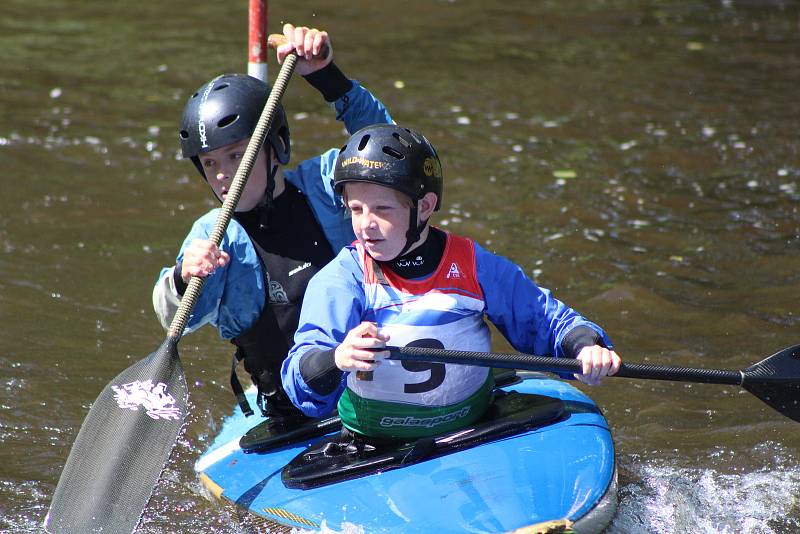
xmin=333 ymin=124 xmax=443 ymax=210
xmin=178 ymin=73 xmax=290 ymax=178
xmin=334 ymin=124 xmax=443 ymax=258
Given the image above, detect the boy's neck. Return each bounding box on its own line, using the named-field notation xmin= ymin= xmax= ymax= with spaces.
xmin=383 ymin=227 xmax=445 ymax=280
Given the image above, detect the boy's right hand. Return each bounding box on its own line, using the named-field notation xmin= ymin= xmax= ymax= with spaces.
xmin=574 ymin=345 xmax=621 ymax=386
xmin=276 ymin=23 xmax=332 ymax=76
xmin=335 ymin=322 xmax=389 ymax=373
xmin=180 ymin=239 xmax=230 ymax=283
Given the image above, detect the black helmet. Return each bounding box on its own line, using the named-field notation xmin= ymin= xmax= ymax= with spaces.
xmin=179 ymin=74 xmax=290 ymax=177
xmin=333 ymin=124 xmax=443 ymax=210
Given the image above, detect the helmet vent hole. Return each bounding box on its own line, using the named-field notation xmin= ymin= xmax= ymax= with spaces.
xmin=382 ymin=146 xmax=405 ymax=160
xmin=179 ymin=130 xmax=189 ymax=140
xmin=405 ymin=129 xmax=423 ymax=144
xmin=217 ymin=114 xmax=239 ymax=128
xmin=357 ymin=134 xmax=370 ymax=151
xmin=213 ymin=83 xmax=229 ymax=92
xmin=392 ymin=132 xmax=412 ymax=148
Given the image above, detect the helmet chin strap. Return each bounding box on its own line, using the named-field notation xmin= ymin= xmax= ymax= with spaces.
xmin=253 ymin=142 xmax=278 ymax=212
xmin=396 ymin=204 xmax=427 ymax=258
xmin=263 ymin=143 xmax=277 ymax=210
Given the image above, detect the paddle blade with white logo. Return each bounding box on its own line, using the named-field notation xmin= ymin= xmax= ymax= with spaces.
xmin=45 ymin=338 xmax=187 ymax=533
xmin=45 ymin=50 xmax=299 ymax=533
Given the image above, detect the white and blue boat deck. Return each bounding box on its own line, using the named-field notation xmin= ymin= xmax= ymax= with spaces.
xmin=196 ymin=373 xmax=617 ymax=533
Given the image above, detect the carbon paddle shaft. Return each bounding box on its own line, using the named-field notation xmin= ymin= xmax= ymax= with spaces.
xmin=386 ymin=346 xmax=743 ymax=385
xmin=45 ymin=55 xmax=298 ymax=534
xmin=387 ymin=344 xmax=800 ymax=422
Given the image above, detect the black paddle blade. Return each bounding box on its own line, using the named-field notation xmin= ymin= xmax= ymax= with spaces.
xmin=45 ymin=337 xmax=188 ymax=533
xmin=742 ymin=344 xmax=800 ymax=423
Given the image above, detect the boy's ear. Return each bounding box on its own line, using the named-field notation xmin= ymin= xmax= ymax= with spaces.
xmin=418 ymin=192 xmax=438 ymax=221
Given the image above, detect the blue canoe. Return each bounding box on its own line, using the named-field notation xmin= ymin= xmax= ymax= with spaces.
xmin=195 ymin=372 xmax=617 ymax=533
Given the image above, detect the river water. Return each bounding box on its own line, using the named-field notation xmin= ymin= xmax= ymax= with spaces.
xmin=2 ymin=1 xmax=799 ymax=532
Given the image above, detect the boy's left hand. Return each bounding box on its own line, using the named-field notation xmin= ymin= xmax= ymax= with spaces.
xmin=276 ymin=23 xmax=332 ymax=76
xmin=574 ymin=345 xmax=621 ymax=386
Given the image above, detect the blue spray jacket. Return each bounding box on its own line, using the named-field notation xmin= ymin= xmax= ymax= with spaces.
xmin=282 ymin=240 xmax=614 ymax=418
xmin=153 ymin=81 xmax=393 ymax=339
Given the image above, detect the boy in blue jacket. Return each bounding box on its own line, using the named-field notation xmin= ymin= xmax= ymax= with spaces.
xmin=152 ymin=25 xmax=394 ymax=422
xmin=283 ymin=124 xmax=621 ymax=440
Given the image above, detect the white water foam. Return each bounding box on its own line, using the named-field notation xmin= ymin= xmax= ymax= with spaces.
xmin=609 ymin=445 xmax=800 ymax=533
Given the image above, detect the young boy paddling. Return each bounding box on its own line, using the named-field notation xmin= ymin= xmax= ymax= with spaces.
xmin=282 ymin=124 xmax=622 ymax=440
xmin=152 ymin=24 xmax=394 ymax=422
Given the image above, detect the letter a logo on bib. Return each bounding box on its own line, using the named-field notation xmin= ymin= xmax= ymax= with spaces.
xmin=446 ymin=262 xmax=461 ymax=279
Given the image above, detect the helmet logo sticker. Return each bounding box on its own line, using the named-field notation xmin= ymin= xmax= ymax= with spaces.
xmin=197 ymin=77 xmax=220 ymax=150
xmin=198 ymin=121 xmax=208 ymax=149
xmin=340 ymin=156 xmax=386 ymax=170
xmin=423 ymin=157 xmax=442 ymax=178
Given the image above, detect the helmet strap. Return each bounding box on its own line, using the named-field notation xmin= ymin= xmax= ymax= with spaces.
xmin=191 ymin=156 xmax=206 ymax=179
xmin=398 ymin=204 xmax=426 ymax=258
xmin=263 ymin=143 xmax=277 ymax=210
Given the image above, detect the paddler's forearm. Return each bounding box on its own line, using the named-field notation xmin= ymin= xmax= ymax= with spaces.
xmin=304 ymin=62 xmax=393 ymax=133
xmin=282 ymin=346 xmax=346 ymax=418
xmin=560 ymin=325 xmax=608 ymax=358
xmin=152 ymin=266 xmax=181 ymax=330
xmin=298 ymin=348 xmax=343 ymax=395
xmin=303 ymin=61 xmax=352 ymax=102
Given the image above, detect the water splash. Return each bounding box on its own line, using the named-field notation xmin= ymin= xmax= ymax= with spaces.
xmin=609 ymin=450 xmax=800 ymax=533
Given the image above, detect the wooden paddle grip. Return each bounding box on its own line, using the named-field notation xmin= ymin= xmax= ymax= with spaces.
xmin=267 ymin=33 xmax=331 ymax=60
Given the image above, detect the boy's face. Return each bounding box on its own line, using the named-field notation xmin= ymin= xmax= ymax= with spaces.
xmin=345 ymin=182 xmax=413 ymax=261
xmin=198 ymin=138 xmax=268 ymax=212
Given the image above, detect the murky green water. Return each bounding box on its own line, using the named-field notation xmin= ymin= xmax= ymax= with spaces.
xmin=2 ymin=1 xmax=799 ymax=532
